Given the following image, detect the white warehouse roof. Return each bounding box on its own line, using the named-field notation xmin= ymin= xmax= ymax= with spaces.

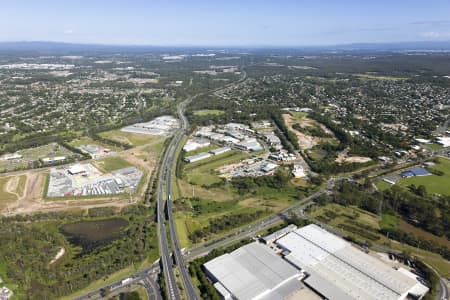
xmin=276 ymin=224 xmax=422 ymax=300
xmin=204 ymin=242 xmax=303 ymax=300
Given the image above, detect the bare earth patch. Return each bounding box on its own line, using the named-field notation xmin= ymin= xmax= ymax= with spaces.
xmin=49 ymin=247 xmax=65 ymax=265
xmin=335 ymin=147 xmax=372 ymax=163
xmin=282 ymin=114 xmax=319 ymax=150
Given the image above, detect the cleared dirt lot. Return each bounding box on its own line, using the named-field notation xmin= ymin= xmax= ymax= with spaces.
xmin=335 ymin=147 xmax=372 ymax=163
xmin=283 ymin=113 xmax=319 ymax=149
xmin=1 ymin=136 xmax=166 ymax=216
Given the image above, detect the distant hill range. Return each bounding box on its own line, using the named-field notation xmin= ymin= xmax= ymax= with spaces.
xmin=0 ymin=40 xmax=450 ymax=54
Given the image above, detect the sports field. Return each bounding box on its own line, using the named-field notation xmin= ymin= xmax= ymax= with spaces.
xmin=398 ymin=158 xmax=450 ymax=195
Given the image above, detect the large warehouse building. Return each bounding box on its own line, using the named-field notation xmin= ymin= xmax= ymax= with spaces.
xmin=276 ymin=224 xmax=429 ymax=300
xmin=204 ymin=224 xmax=428 ymax=300
xmin=204 ymin=242 xmax=306 ymax=300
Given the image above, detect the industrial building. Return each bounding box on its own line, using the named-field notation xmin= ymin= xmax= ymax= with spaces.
xmin=276 ymin=224 xmax=429 ymax=300
xmin=204 ymin=242 xmax=305 ymax=300
xmin=235 ymin=138 xmax=264 ymax=152
xmin=262 ymin=224 xmax=298 ymax=245
xmin=78 ymin=144 xmax=113 ymax=159
xmin=292 ymin=164 xmax=306 ymax=178
xmin=121 ymin=115 xmax=179 ymax=136
xmin=183 ymin=138 xmax=211 ymax=152
xmin=401 ymin=167 xmax=431 ymax=178
xmin=1 ymin=153 xmax=22 ymax=161
xmin=205 ymin=224 xmax=429 ymax=300
xmin=67 ymin=164 xmax=86 ymax=175
xmin=41 ymin=156 xmax=66 ymax=164
xmin=436 ymin=136 xmax=450 ymax=147
xmin=184 ymin=152 xmax=212 ymax=163
xmin=209 ymin=147 xmax=231 ymax=155
xmin=47 ymin=164 xmax=143 ymax=197
xmin=261 ymin=162 xmax=278 ymax=173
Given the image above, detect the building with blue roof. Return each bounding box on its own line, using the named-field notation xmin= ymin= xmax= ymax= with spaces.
xmin=401 ymin=167 xmax=431 ymax=178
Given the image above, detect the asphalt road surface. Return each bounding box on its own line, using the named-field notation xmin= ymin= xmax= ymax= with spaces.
xmin=156 ymin=136 xmax=181 ymax=300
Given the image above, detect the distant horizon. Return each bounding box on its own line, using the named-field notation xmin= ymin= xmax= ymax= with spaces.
xmin=2 ymin=39 xmax=450 ymax=50
xmin=1 ymin=1 xmax=450 ymax=46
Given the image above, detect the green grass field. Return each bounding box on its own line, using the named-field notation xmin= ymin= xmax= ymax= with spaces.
xmin=184 ymin=151 xmax=248 ymax=187
xmin=176 ymin=159 xmax=317 ymax=247
xmin=141 ymin=137 xmax=166 ymax=155
xmin=290 ymin=111 xmax=308 ymax=118
xmin=0 ymin=143 xmax=76 ymax=172
xmin=16 ymin=175 xmax=27 ymax=198
xmin=398 ymin=158 xmax=450 ymax=195
xmin=426 ymin=143 xmax=444 ymax=151
xmin=98 ymin=130 xmax=159 ymax=146
xmin=0 ymin=176 xmax=19 ymax=210
xmin=379 ymin=214 xmax=400 ymax=229
xmin=306 ymin=148 xmax=328 ymax=160
xmin=184 ymin=145 xmax=219 ymax=157
xmin=175 ymin=203 xmax=263 ymax=248
xmin=193 ymin=109 xmax=225 ymax=116
xmin=68 ymin=136 xmax=123 ymax=151
xmin=375 ymin=180 xmax=393 ymax=191
xmin=94 ymin=156 xmax=134 ymax=173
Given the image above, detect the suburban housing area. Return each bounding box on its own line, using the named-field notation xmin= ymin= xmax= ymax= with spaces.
xmin=0 ymin=45 xmax=449 ymax=300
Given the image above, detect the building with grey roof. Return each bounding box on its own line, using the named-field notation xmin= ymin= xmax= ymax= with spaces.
xmin=184 ymin=152 xmax=212 ymax=163
xmin=204 ymin=242 xmax=304 ymax=300
xmin=276 ymin=224 xmax=428 ymax=300
xmin=209 ymin=147 xmax=231 ymax=155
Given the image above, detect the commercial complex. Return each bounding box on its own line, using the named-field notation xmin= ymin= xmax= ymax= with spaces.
xmin=121 ymin=115 xmax=179 ymax=136
xmin=204 ymin=242 xmax=305 ymax=300
xmin=47 ymin=164 xmax=143 ymax=197
xmin=276 ymin=225 xmax=429 ymax=300
xmin=183 ymin=138 xmax=211 ymax=152
xmin=205 ymin=224 xmax=429 ymax=300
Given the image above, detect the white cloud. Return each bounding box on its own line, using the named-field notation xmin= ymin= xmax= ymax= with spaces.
xmin=64 ymin=29 xmax=74 ymax=35
xmin=420 ymin=31 xmax=450 ymax=40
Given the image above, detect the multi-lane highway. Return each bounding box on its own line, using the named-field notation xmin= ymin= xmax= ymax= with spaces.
xmin=162 ymin=97 xmax=199 ymax=300
xmin=156 ymin=120 xmax=184 ymax=300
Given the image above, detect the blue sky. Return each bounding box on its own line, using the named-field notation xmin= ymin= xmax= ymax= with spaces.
xmin=1 ymin=0 xmax=450 ymax=46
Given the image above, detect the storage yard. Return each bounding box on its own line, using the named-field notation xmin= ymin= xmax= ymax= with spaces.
xmin=217 ymin=156 xmax=279 ymax=178
xmin=121 ymin=115 xmax=179 ymax=136
xmin=47 ymin=163 xmax=143 ymax=197
xmin=204 ymin=224 xmax=429 ymax=300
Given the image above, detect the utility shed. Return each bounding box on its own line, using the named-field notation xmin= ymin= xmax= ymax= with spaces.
xmin=204 ymin=242 xmax=303 ymax=300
